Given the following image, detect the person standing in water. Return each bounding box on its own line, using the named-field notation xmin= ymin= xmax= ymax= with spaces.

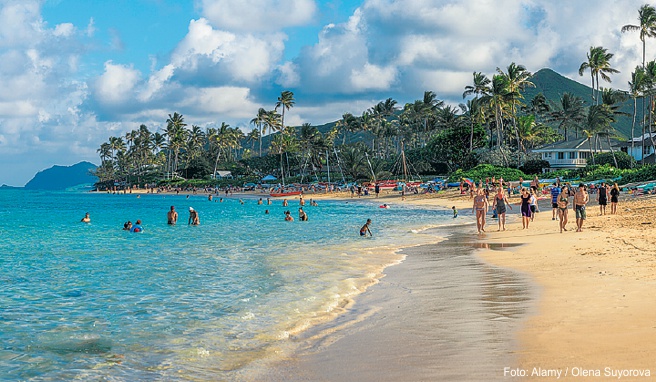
xmin=167 ymin=206 xmax=178 ymax=225
xmin=298 ymin=208 xmax=308 ymax=221
xmin=472 ymin=189 xmax=488 ymax=234
xmin=492 ymin=187 xmax=512 ymax=231
xmin=81 ymin=212 xmax=90 ymax=223
xmin=360 ymin=219 xmax=372 ymax=236
xmin=188 ymin=207 xmax=200 ymax=225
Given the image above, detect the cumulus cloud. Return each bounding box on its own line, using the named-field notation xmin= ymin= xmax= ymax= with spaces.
xmin=199 ymin=0 xmax=316 ymax=32
xmin=94 ymin=61 xmax=141 ymax=104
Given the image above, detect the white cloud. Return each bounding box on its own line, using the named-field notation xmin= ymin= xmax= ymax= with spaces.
xmin=199 ymin=0 xmax=316 ymax=32
xmin=350 ymin=63 xmax=397 ymax=91
xmin=94 ymin=61 xmax=141 ymax=104
xmin=53 ymin=22 xmax=74 ymax=37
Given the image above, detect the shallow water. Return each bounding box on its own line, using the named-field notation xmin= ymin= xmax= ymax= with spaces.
xmin=0 ymin=190 xmax=449 ymax=380
xmin=263 ymin=232 xmax=534 ymax=381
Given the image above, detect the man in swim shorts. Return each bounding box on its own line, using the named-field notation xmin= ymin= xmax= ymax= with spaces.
xmin=167 ymin=206 xmax=178 ymax=225
xmin=574 ymin=183 xmax=589 ymax=232
xmin=550 ymin=182 xmax=561 ymax=220
xmin=360 ymin=219 xmax=372 ymax=236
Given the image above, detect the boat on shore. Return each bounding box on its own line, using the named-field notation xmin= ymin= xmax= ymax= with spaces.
xmin=270 ymin=191 xmax=302 ymax=197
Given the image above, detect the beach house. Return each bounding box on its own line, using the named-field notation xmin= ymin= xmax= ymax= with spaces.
xmin=618 ymin=133 xmax=656 ymax=163
xmin=531 ymin=138 xmax=617 ymax=172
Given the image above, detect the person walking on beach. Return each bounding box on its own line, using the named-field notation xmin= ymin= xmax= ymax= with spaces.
xmin=574 ymin=183 xmax=589 ymax=232
xmin=520 ymin=188 xmax=532 ymax=229
xmin=610 ymin=183 xmax=620 ymax=214
xmin=492 ymin=187 xmax=512 ymax=231
xmin=557 ymin=186 xmax=570 ymax=233
xmin=188 ymin=207 xmax=200 ymax=225
xmin=529 ymin=189 xmax=539 ymax=222
xmin=597 ymin=182 xmax=609 ymax=215
xmin=550 ymin=183 xmax=561 ymax=221
xmin=360 ymin=219 xmax=372 ymax=236
xmin=452 ymin=206 xmax=458 ymax=218
xmin=167 ymin=206 xmax=178 ymax=225
xmin=472 ymin=189 xmax=488 ymax=234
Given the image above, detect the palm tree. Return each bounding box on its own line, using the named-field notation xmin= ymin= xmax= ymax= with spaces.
xmin=165 ymin=112 xmax=187 ymax=176
xmin=275 ymin=90 xmax=295 ymax=133
xmin=578 ymin=46 xmax=620 ymax=105
xmin=629 ymin=66 xmax=648 ymax=164
xmin=549 ymin=93 xmax=586 ymax=140
xmin=246 ymin=128 xmax=261 ymax=151
xmin=250 ymin=108 xmax=267 ymax=156
xmin=463 ymin=72 xmax=491 ymax=152
xmin=497 ymin=62 xmax=534 ymax=167
xmin=621 ymin=4 xmax=656 ymax=69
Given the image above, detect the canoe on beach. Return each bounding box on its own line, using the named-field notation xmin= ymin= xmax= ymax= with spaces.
xmin=269 ymin=191 xmax=302 ymax=197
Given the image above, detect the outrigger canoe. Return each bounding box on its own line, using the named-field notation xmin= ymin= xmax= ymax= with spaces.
xmin=270 ymin=191 xmax=302 ymax=197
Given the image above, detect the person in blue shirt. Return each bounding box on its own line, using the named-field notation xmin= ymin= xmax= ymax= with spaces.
xmin=130 ymin=219 xmax=143 ymax=233
xmin=550 ymin=183 xmax=561 ymax=221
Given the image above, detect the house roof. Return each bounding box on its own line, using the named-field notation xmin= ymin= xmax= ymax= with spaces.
xmin=628 ymin=132 xmax=656 ymax=143
xmin=533 ymin=137 xmax=621 ymax=152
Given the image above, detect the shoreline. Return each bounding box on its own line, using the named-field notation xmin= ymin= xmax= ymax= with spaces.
xmin=264 ymin=188 xmax=656 ymax=380
xmin=262 ymin=228 xmax=537 ymax=381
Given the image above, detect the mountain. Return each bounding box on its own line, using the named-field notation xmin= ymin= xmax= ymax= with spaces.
xmin=24 ymin=161 xmax=98 ymax=190
xmin=525 ymin=68 xmax=641 ymax=139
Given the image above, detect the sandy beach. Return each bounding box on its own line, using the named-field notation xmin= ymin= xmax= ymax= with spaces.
xmin=261 ymin=188 xmax=656 ymax=381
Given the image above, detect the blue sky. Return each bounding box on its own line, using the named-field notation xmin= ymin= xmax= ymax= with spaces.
xmin=0 ymin=0 xmax=652 ymax=185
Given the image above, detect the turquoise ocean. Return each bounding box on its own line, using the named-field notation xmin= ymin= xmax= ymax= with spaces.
xmin=0 ymin=190 xmax=451 ymax=380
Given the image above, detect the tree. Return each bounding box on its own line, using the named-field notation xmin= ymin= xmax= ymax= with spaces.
xmin=275 ymin=90 xmax=295 ymax=133
xmin=165 ymin=112 xmax=187 ymax=176
xmin=621 ymin=4 xmax=656 ymax=69
xmin=497 ymin=62 xmax=534 ymax=167
xmin=250 ymin=108 xmax=267 ymax=157
xmin=549 ymin=93 xmax=586 ymax=140
xmin=578 ymin=46 xmax=620 ymax=105
xmin=628 ymin=66 xmax=648 ymax=163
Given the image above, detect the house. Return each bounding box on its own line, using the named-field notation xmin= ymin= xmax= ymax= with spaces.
xmin=531 ymin=138 xmax=618 ymax=171
xmin=618 ymin=133 xmax=656 ymax=163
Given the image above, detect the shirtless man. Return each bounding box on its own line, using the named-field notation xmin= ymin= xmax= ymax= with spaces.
xmin=574 ymin=183 xmax=589 ymax=232
xmin=360 ymin=219 xmax=372 ymax=236
xmin=167 ymin=206 xmax=178 ymax=225
xmin=472 ymin=189 xmax=489 ymax=234
xmin=81 ymin=212 xmax=90 ymax=223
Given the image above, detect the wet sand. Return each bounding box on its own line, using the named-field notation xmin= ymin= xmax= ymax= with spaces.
xmin=264 ymin=231 xmax=535 ymax=381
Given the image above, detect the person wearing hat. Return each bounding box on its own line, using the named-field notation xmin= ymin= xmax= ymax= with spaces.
xmin=188 ymin=207 xmax=200 ymax=225
xmin=167 ymin=206 xmax=178 ymax=225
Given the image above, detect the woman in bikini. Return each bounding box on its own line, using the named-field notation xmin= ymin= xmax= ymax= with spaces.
xmin=472 ymin=189 xmax=488 ymax=234
xmin=492 ymin=187 xmax=512 ymax=231
xmin=520 ymin=188 xmax=532 ymax=229
xmin=557 ymin=186 xmax=569 ymax=233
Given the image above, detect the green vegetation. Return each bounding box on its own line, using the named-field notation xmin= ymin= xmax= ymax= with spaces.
xmin=448 ymin=165 xmax=527 ymax=183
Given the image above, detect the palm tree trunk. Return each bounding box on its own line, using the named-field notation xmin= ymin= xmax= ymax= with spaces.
xmin=588 ymin=138 xmax=595 ymax=165
xmin=469 ymin=120 xmax=474 ymax=153
xmin=606 ymin=135 xmax=618 ymax=168
xmin=631 ymin=96 xmax=637 ymax=167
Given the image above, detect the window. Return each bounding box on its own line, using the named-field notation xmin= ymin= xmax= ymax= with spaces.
xmin=557 ymin=152 xmax=565 ymax=160
xmin=580 ymin=151 xmax=590 ymax=159
xmin=543 ymin=152 xmax=552 ymax=159
xmin=569 ymin=152 xmax=577 ymax=159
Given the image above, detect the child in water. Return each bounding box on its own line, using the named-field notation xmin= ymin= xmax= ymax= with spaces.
xmin=452 ymin=206 xmax=458 ymax=218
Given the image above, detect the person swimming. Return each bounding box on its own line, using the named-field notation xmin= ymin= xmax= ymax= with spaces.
xmin=123 ymin=221 xmax=132 ymax=231
xmin=81 ymin=212 xmax=90 ymax=223
xmin=284 ymin=210 xmax=294 ymax=221
xmin=360 ymin=219 xmax=372 ymax=236
xmin=130 ymin=220 xmax=143 ymax=233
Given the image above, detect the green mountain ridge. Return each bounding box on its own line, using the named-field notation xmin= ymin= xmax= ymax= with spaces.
xmin=25 ymin=161 xmax=98 ymax=190
xmin=525 ymin=68 xmax=641 ymax=139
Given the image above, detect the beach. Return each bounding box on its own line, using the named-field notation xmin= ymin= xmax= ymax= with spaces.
xmin=262 ymin=188 xmax=656 ymax=381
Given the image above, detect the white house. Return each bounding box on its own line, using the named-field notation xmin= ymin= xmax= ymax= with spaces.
xmin=619 ymin=133 xmax=656 ymax=163
xmin=531 ymin=138 xmax=617 ymax=171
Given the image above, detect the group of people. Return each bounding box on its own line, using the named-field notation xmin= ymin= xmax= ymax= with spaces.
xmin=472 ymin=180 xmax=621 ymax=234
